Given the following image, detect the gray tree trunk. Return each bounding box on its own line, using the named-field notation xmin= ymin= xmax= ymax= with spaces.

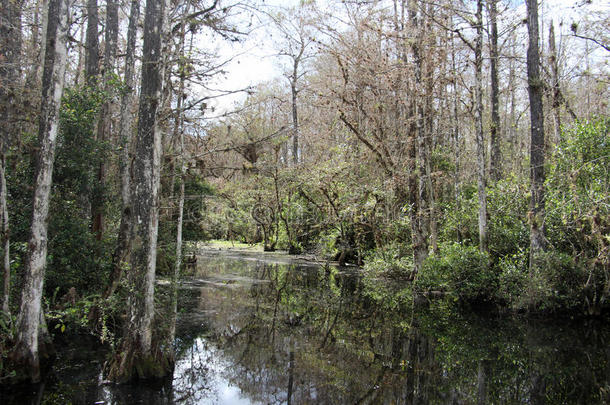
xmin=84 ymin=0 xmax=99 ymax=85
xmin=0 ymin=0 xmax=23 ymax=314
xmin=0 ymin=152 xmax=10 ymax=315
xmin=92 ymin=0 xmax=119 ymax=240
xmin=10 ymin=0 xmax=70 ymax=382
xmin=474 ymin=0 xmax=488 ymax=252
xmin=170 ymin=10 xmax=189 ymax=343
xmin=488 ymin=0 xmax=502 ymax=181
xmin=451 ymin=26 xmax=461 ymax=241
xmin=549 ymin=22 xmax=561 ymax=141
xmin=26 ymin=0 xmax=48 ymax=86
xmin=73 ymin=15 xmax=85 ymax=86
xmin=105 ymin=0 xmax=140 ymax=300
xmin=526 ymin=0 xmax=547 ymax=273
xmin=407 ymin=0 xmax=429 ymax=274
xmin=107 ymin=0 xmax=170 ymax=382
xmin=291 ymin=56 xmax=300 ymax=165
xmin=548 ymin=22 xmax=577 ymax=142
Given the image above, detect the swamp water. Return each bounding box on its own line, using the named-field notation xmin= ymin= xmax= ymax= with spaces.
xmin=4 ymin=250 xmax=610 ymax=404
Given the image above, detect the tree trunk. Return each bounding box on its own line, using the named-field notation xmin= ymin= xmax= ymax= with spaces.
xmin=549 ymin=22 xmax=561 ymax=142
xmin=526 ymin=0 xmax=547 ymax=274
xmin=407 ymin=0 xmax=429 ymax=274
xmin=0 ymin=0 xmax=23 ymax=314
xmin=0 ymin=152 xmax=10 ymax=315
xmin=84 ymin=0 xmax=99 ymax=85
xmin=423 ymin=3 xmax=437 ymax=254
xmin=106 ymin=0 xmax=171 ymax=382
xmin=507 ymin=37 xmax=518 ymax=174
xmin=474 ymin=0 xmax=488 ymax=253
xmin=291 ymin=63 xmax=299 ymax=165
xmin=25 ymin=0 xmax=48 ymax=86
xmin=104 ymin=0 xmax=140 ymax=300
xmin=488 ymin=0 xmax=501 ymax=181
xmin=91 ymin=0 xmax=119 ymax=240
xmin=477 ymin=360 xmax=488 ymax=405
xmin=9 ymin=0 xmax=70 ymax=382
xmin=73 ymin=15 xmax=85 ymax=86
xmin=170 ymin=11 xmax=189 ymax=343
xmin=548 ymin=22 xmax=577 ymax=143
xmin=451 ymin=27 xmax=461 ymax=242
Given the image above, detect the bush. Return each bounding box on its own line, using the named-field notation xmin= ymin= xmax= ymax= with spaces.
xmin=45 ymin=86 xmax=112 ymax=296
xmin=487 ymin=179 xmax=530 ymax=259
xmin=528 ymin=251 xmax=587 ymax=313
xmin=498 ymin=249 xmax=587 ymax=313
xmin=497 ymin=249 xmax=529 ymax=308
xmin=415 ymin=242 xmax=493 ymax=303
xmin=181 ymin=177 xmax=214 ymax=241
xmin=363 ymin=242 xmax=413 ymax=279
xmin=545 ymin=117 xmax=609 ymax=314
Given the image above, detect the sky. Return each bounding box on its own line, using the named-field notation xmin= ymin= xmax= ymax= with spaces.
xmin=204 ymin=0 xmax=609 ymax=115
xmin=203 ymin=0 xmax=305 ymax=115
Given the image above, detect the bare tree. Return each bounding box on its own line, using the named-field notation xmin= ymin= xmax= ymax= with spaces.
xmin=526 ymin=0 xmax=547 ymax=275
xmin=9 ymin=0 xmax=70 ymax=382
xmin=407 ymin=0 xmax=432 ymax=273
xmin=270 ymin=7 xmax=314 ymax=165
xmin=488 ymin=0 xmax=501 ymax=181
xmin=548 ymin=21 xmax=577 ymax=142
xmin=448 ymin=0 xmax=488 ymax=252
xmin=473 ymin=0 xmax=487 ymax=253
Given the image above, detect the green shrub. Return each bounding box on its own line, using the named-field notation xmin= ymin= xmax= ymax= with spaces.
xmin=363 ymin=242 xmax=413 ymax=279
xmin=46 ymin=206 xmax=110 ymax=296
xmin=180 ymin=177 xmax=214 ymax=241
xmin=497 ymin=249 xmax=529 ymax=308
xmin=415 ymin=242 xmax=493 ymax=303
xmin=528 ymin=250 xmax=587 ymax=312
xmin=544 ymin=117 xmax=609 ymax=314
xmin=498 ymin=249 xmax=587 ymax=313
xmin=44 ymin=86 xmax=112 ymax=296
xmin=487 ymin=178 xmax=530 ymax=259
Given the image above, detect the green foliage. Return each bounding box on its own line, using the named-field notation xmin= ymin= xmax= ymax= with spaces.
xmin=441 ymin=177 xmax=530 ymax=262
xmin=46 ymin=293 xmax=99 ymax=336
xmin=486 ymin=178 xmax=530 ymax=259
xmin=363 ymin=242 xmax=412 ymax=279
xmin=546 ymin=117 xmax=609 ymax=253
xmin=54 ymin=86 xmax=107 ymax=199
xmin=415 ymin=242 xmax=493 ymax=303
xmin=545 ymin=117 xmax=610 ymax=314
xmin=0 ymin=311 xmax=16 ymax=382
xmin=498 ymin=248 xmax=591 ymax=314
xmin=525 ymin=250 xmax=587 ymax=313
xmin=46 ymin=204 xmax=110 ymax=296
xmin=497 ymin=249 xmax=529 ymax=307
xmin=439 ymin=191 xmax=478 ymax=245
xmin=181 ymin=177 xmax=215 ymax=241
xmin=44 ymin=86 xmax=112 ymax=296
xmin=317 ymin=228 xmax=340 ymax=259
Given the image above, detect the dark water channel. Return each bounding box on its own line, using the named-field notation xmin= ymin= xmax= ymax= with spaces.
xmin=5 ymin=250 xmax=610 ymax=404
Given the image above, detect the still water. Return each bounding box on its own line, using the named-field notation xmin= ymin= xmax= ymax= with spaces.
xmin=5 ymin=250 xmax=610 ymax=404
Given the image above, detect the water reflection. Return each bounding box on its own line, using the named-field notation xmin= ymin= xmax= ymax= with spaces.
xmin=171 ymin=253 xmax=610 ymax=404
xmin=4 ymin=251 xmax=610 ymax=404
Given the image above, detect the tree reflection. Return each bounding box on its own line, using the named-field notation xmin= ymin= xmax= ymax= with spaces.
xmin=168 ymin=254 xmax=610 ymax=404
